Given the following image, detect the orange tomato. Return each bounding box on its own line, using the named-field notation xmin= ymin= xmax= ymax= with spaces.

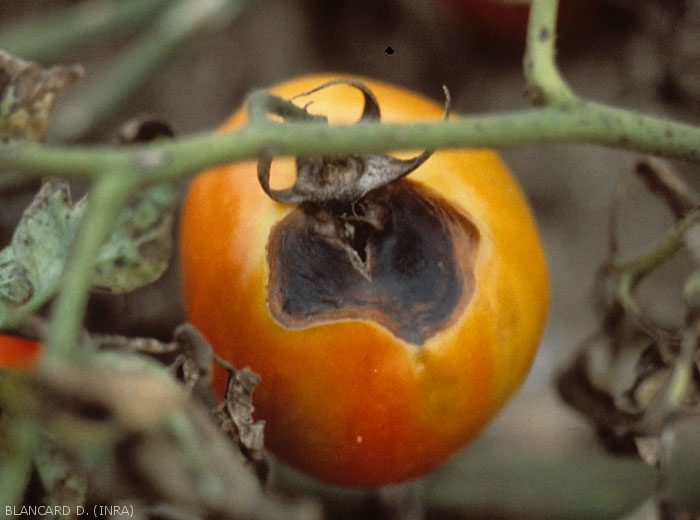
xmin=180 ymin=74 xmax=549 ymax=486
xmin=0 ymin=334 xmax=41 ymax=369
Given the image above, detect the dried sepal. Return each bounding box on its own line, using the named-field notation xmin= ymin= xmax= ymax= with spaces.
xmin=92 ymin=323 xmax=215 ymax=394
xmin=257 ymin=79 xmax=451 ymax=204
xmin=258 ymin=152 xmax=433 ymax=204
xmin=291 ymin=78 xmax=382 ymax=121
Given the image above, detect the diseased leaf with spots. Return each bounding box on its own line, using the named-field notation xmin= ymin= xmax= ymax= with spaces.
xmin=0 ymin=181 xmax=84 ymax=327
xmin=0 ymin=50 xmax=82 ymax=142
xmin=92 ymin=181 xmax=177 ymax=294
xmin=91 ymin=117 xmax=178 ymax=294
xmin=0 ymin=180 xmax=176 ymax=327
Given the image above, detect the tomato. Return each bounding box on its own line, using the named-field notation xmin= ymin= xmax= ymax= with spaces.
xmin=0 ymin=334 xmax=41 ymax=369
xmin=180 ymin=74 xmax=549 ymax=486
xmin=438 ymin=0 xmax=602 ymax=48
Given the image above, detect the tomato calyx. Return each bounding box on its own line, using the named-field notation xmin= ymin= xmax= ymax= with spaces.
xmin=254 ymin=80 xmax=480 ymax=345
xmin=258 ymin=153 xmax=432 ymax=205
xmin=255 ymin=79 xmax=481 ymax=346
xmin=256 ymin=79 xmax=451 ymax=205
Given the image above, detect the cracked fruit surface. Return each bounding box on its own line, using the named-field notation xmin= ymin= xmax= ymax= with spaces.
xmin=179 ymin=74 xmax=549 ymax=486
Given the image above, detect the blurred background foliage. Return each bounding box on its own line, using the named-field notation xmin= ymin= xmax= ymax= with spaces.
xmin=3 ymin=0 xmax=700 ymax=518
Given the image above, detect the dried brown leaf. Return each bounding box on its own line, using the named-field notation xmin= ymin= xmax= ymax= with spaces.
xmin=214 ymin=366 xmax=267 ymax=481
xmin=1 ymin=352 xmax=319 ymax=520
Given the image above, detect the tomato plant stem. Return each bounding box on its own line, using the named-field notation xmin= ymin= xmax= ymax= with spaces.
xmin=0 ymin=0 xmax=171 ymax=62
xmin=614 ymin=207 xmax=700 ymax=284
xmin=53 ymin=0 xmax=249 ymax=140
xmin=42 ymin=173 xmax=139 ymax=365
xmin=1 ymin=0 xmax=700 ymax=366
xmin=2 ymin=100 xmax=700 ymax=185
xmin=524 ymin=0 xmax=578 ymax=107
xmin=612 ymin=206 xmax=700 ymax=330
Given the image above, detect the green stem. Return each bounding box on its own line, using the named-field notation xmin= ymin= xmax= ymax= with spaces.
xmin=58 ymin=0 xmax=249 ymax=140
xmin=245 ymin=91 xmax=327 ymax=124
xmin=524 ymin=0 xmax=578 ymax=107
xmin=614 ymin=207 xmax=700 ymax=283
xmin=0 ymin=0 xmax=172 ymax=62
xmin=41 ymin=173 xmax=138 ymax=364
xmin=613 ymin=207 xmax=700 ymax=319
xmin=3 ymin=101 xmax=700 ymax=183
xmin=665 ymin=325 xmax=697 ymax=410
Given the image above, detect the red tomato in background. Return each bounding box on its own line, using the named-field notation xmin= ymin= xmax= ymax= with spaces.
xmin=439 ymin=0 xmax=602 ymax=48
xmin=0 ymin=334 xmax=41 ymax=369
xmin=180 ymin=74 xmax=549 ymax=486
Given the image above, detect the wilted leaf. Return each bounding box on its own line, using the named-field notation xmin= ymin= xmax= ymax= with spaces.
xmin=12 ymin=182 xmax=84 ymax=294
xmin=0 ymin=50 xmax=82 ymax=142
xmin=0 ymin=351 xmax=321 ymax=520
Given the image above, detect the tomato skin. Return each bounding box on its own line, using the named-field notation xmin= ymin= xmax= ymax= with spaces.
xmin=0 ymin=334 xmax=41 ymax=369
xmin=180 ymin=74 xmax=549 ymax=486
xmin=439 ymin=0 xmax=600 ymax=48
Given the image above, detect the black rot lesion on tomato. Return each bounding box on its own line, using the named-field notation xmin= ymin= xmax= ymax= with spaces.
xmin=259 ymin=79 xmax=478 ymax=345
xmin=267 ymin=179 xmax=479 ymax=345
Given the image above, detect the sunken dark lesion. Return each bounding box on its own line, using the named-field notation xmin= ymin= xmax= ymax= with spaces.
xmin=266 ymin=178 xmax=480 ymax=345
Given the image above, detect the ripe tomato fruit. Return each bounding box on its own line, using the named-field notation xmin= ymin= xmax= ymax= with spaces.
xmin=438 ymin=0 xmax=602 ymax=48
xmin=180 ymin=74 xmax=549 ymax=486
xmin=0 ymin=334 xmax=41 ymax=369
